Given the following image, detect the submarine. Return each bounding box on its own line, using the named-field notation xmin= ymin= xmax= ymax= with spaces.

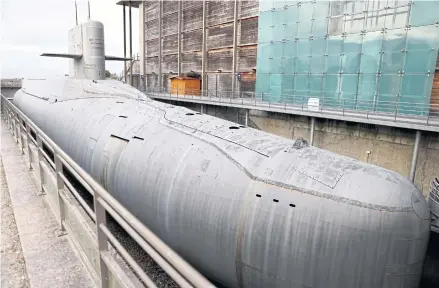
xmin=12 ymin=17 xmax=431 ymax=288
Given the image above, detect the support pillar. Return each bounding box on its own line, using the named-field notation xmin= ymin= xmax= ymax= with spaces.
xmin=310 ymin=117 xmax=316 ymax=146
xmin=409 ymin=130 xmax=421 ymax=183
xmin=177 ymin=0 xmax=182 ymax=76
xmin=245 ymin=109 xmax=249 ymax=126
xmin=123 ymin=4 xmax=127 ymax=83
xmin=158 ymin=0 xmax=163 ymax=90
xmin=139 ymin=1 xmax=145 ymax=91
xmin=129 ymin=1 xmax=133 ymax=87
xmin=231 ymin=0 xmax=238 ymax=96
xmin=201 ymin=104 xmax=205 ymax=114
xmin=201 ymin=0 xmax=207 ymax=95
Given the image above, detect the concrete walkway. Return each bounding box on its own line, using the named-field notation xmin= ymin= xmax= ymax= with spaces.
xmin=1 ymin=156 xmax=30 ymax=288
xmin=1 ymin=120 xmax=95 ymax=288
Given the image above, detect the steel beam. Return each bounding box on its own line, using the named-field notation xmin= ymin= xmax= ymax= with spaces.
xmin=139 ymin=1 xmax=145 ymax=90
xmin=177 ymin=0 xmax=182 ymax=76
xmin=231 ymin=0 xmax=239 ymax=95
xmin=123 ymin=4 xmax=127 ymax=83
xmin=409 ymin=130 xmax=421 ymax=183
xmin=310 ymin=117 xmax=316 ymax=146
xmin=201 ymin=0 xmax=207 ymax=94
xmin=129 ymin=1 xmax=133 ymax=87
xmin=158 ymin=0 xmax=163 ymax=89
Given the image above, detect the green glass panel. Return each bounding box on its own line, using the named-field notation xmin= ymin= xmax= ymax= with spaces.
xmin=285 ymin=23 xmax=298 ymax=41
xmin=257 ymin=57 xmax=270 ymax=74
xmin=381 ymin=28 xmax=406 ymax=73
xmin=273 ymin=9 xmax=287 ymax=42
xmin=294 ymin=74 xmax=309 ymax=103
xmin=256 ymin=73 xmax=270 ymax=93
xmin=310 ymin=56 xmax=326 ymax=73
xmin=298 ymin=2 xmax=314 ymax=23
xmin=270 ymin=73 xmax=282 ymax=87
xmin=285 ymin=5 xmax=298 ymax=25
xmin=309 ymin=75 xmax=323 ymax=97
xmin=357 ymin=73 xmax=377 ymax=95
xmin=258 ymin=11 xmax=274 ymax=43
xmin=296 ymin=56 xmax=310 ymax=73
xmin=323 ymin=74 xmax=340 ymax=107
xmin=282 ymin=74 xmax=294 ymax=92
xmin=297 ymin=38 xmax=311 ymax=55
xmin=259 ymin=0 xmax=274 ymax=12
xmin=388 ymin=5 xmax=409 ymax=30
xmin=410 ymin=0 xmax=439 ymax=27
xmin=313 ymin=1 xmax=330 ymax=18
xmin=312 ymin=18 xmax=329 ymax=38
xmin=360 ymin=31 xmax=383 ymax=73
xmin=327 ymin=35 xmax=343 ymax=54
xmin=269 ymin=58 xmax=283 ymax=74
xmin=282 ymin=57 xmax=295 ymax=74
xmin=404 ymin=25 xmax=439 ymax=73
xmin=344 ymin=13 xmax=365 ymax=34
xmin=326 ymin=35 xmax=343 ymax=73
xmin=311 ymin=37 xmax=327 ymax=55
xmin=400 ymin=74 xmax=432 ymax=98
xmin=342 ymin=33 xmax=362 ymax=73
xmin=285 ymin=0 xmax=298 ymax=7
xmin=297 ymin=21 xmax=312 ymax=39
xmin=269 ymin=41 xmax=283 ymax=58
xmin=284 ymin=41 xmax=297 ymax=58
xmin=376 ymin=74 xmax=400 ymax=113
xmin=357 ymin=74 xmax=377 ymax=111
xmin=341 ymin=74 xmax=358 ymax=95
xmin=364 ymin=10 xmax=386 ymax=32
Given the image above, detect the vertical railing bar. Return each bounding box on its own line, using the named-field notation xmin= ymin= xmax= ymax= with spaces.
xmin=19 ymin=118 xmax=25 ymax=155
xmin=36 ymin=135 xmax=45 ymax=194
xmin=25 ymin=122 xmax=33 ymax=170
xmin=95 ymin=193 xmax=109 ymax=288
xmin=55 ymin=154 xmax=66 ymax=233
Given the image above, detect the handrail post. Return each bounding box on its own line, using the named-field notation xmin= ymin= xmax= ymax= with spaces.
xmin=55 ymin=154 xmax=66 ymax=233
xmin=25 ymin=123 xmax=33 ymax=170
xmin=15 ymin=116 xmax=20 ymax=144
xmin=95 ymin=196 xmax=109 ymax=288
xmin=36 ymin=135 xmax=45 ymax=194
xmin=11 ymin=114 xmax=16 ymax=139
xmin=7 ymin=110 xmax=11 ymax=130
xmin=18 ymin=119 xmax=25 ymax=155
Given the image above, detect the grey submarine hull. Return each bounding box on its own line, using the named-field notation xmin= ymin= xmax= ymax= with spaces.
xmin=13 ymin=78 xmax=431 ymax=288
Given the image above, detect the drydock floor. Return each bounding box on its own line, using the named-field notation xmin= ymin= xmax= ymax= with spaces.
xmin=0 ymin=120 xmax=95 ymax=288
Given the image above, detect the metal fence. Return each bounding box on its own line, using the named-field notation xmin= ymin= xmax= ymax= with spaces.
xmin=145 ymin=87 xmax=439 ymax=128
xmin=1 ymin=95 xmax=214 ymax=288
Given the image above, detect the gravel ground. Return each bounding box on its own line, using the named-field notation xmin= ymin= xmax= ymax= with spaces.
xmin=0 ymin=158 xmax=30 ymax=288
xmin=107 ymin=217 xmax=179 ymax=288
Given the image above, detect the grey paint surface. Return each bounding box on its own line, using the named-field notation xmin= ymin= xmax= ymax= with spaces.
xmin=13 ymin=78 xmax=431 ymax=288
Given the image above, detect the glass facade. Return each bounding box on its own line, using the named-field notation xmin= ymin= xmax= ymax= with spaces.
xmin=256 ymin=0 xmax=439 ymax=115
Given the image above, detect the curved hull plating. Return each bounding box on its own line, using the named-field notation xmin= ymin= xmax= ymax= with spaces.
xmin=14 ymin=79 xmax=431 ymax=288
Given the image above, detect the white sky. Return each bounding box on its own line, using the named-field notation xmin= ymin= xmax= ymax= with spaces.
xmin=0 ymin=0 xmax=139 ymax=78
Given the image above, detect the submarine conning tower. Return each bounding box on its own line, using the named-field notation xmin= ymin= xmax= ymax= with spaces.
xmin=68 ymin=21 xmax=105 ymax=80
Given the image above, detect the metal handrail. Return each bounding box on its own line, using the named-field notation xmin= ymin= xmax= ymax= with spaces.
xmin=429 ymin=179 xmax=439 ymax=220
xmin=1 ymin=95 xmax=214 ymax=288
xmin=145 ymin=87 xmax=439 ymax=127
